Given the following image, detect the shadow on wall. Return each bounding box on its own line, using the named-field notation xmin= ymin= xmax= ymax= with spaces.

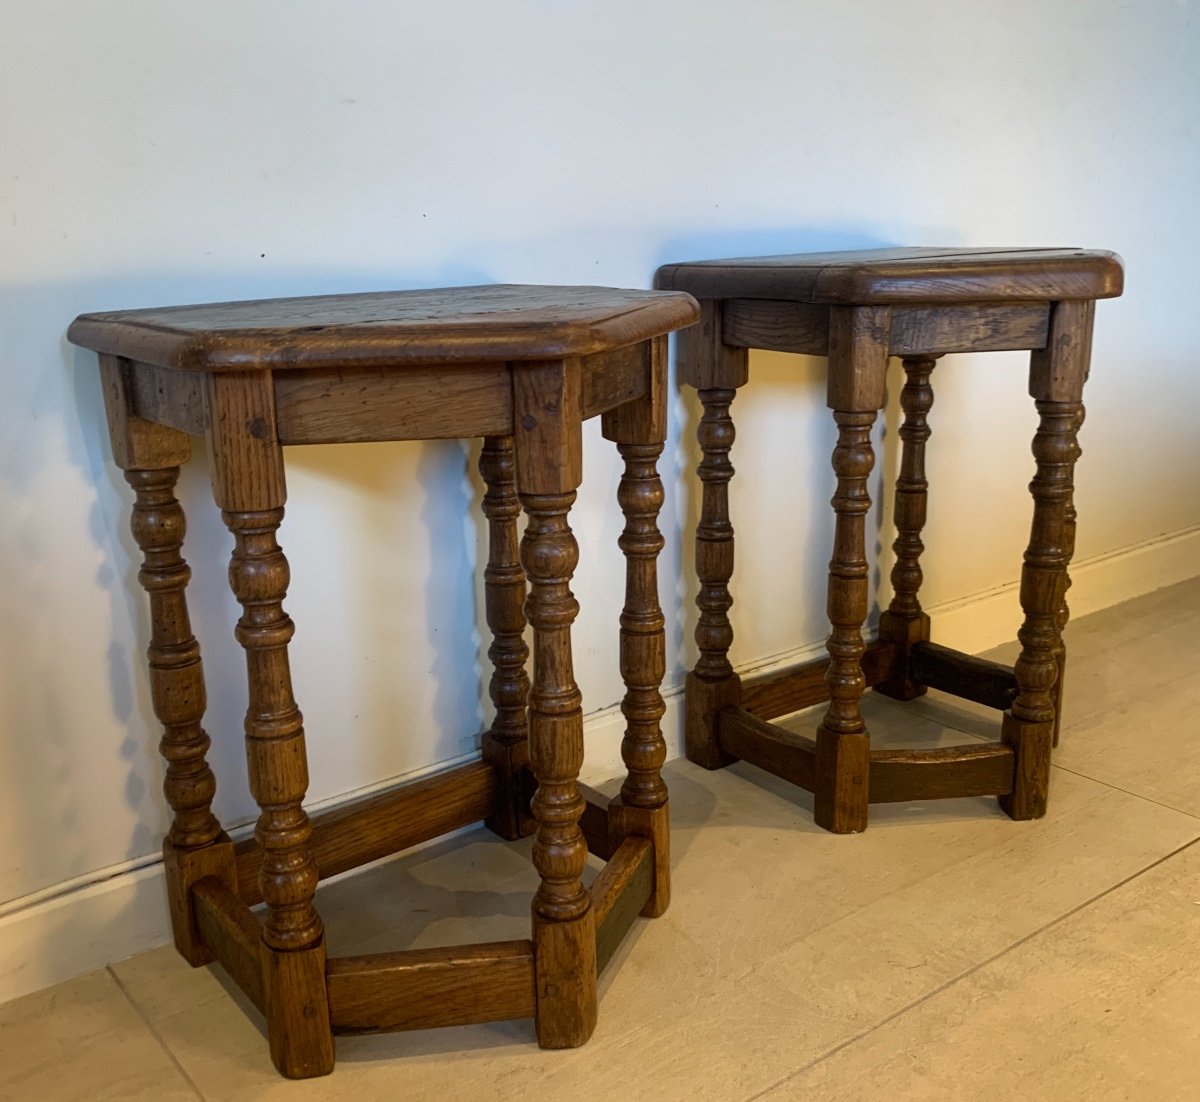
xmin=415 ymin=439 xmax=488 ymax=753
xmin=0 ymin=264 xmax=496 ymax=916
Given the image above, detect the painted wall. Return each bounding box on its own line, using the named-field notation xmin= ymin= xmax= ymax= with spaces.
xmin=2 ymin=0 xmax=1198 ymax=994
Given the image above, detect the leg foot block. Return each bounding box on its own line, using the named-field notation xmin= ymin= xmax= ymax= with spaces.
xmin=875 ymin=611 xmax=931 ymax=701
xmin=163 ymin=835 xmax=237 ymax=967
xmin=608 ymin=798 xmax=670 ymax=917
xmin=483 ymin=733 xmax=535 ymax=840
xmin=533 ymin=910 xmax=598 ymax=1049
xmin=264 ymin=940 xmax=335 ymax=1079
xmin=998 ymin=712 xmax=1053 ymax=820
xmin=684 ymin=673 xmax=741 ymax=770
xmin=814 ymin=727 xmax=870 ymax=834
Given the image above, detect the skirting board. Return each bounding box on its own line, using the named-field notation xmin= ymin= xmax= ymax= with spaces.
xmin=2 ymin=523 xmax=1197 ymax=1004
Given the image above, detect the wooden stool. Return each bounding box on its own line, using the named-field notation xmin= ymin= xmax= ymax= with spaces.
xmin=655 ymin=248 xmax=1123 ymax=834
xmin=68 ymin=284 xmax=698 ymax=1078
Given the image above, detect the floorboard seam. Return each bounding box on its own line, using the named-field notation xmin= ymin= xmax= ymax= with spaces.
xmin=1044 ymin=763 xmax=1200 ymax=822
xmin=742 ymin=835 xmax=1200 ymax=1101
xmin=106 ymin=965 xmax=207 ymax=1101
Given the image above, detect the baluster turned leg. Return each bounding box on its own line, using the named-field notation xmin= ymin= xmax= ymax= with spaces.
xmin=521 ymin=489 xmax=596 ymax=1047
xmin=1000 ymin=404 xmax=1083 ymax=817
xmin=815 ymin=411 xmax=878 ymax=832
xmin=609 ymin=438 xmax=670 ymax=915
xmin=877 ymin=356 xmax=937 ymax=700
xmin=814 ymin=306 xmax=889 ymax=834
xmin=685 ymin=387 xmax=742 ymax=768
xmin=127 ymin=467 xmax=237 ymax=964
xmin=479 ymin=436 xmax=532 ymax=839
xmin=999 ymin=405 xmax=1080 ymax=817
xmin=1001 ymin=301 xmax=1093 ymax=819
xmin=97 ymin=355 xmax=236 ymax=966
xmin=207 ymin=372 xmax=332 ymax=1079
xmin=224 ymin=509 xmax=322 ymax=953
xmin=512 ymin=358 xmax=595 ymax=1049
xmin=223 ymin=507 xmax=331 ymax=1074
xmin=1052 ymin=404 xmax=1084 ymax=748
xmin=602 ymin=336 xmax=670 ymax=915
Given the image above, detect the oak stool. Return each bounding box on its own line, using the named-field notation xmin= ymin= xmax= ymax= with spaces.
xmin=68 ymin=284 xmax=699 ymax=1078
xmin=655 ymin=248 xmax=1123 ymax=833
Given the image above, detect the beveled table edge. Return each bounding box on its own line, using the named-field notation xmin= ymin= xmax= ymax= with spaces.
xmin=67 ymin=284 xmax=701 ymax=372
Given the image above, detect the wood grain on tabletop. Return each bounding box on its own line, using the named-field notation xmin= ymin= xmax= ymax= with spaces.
xmin=68 ymin=284 xmax=700 ymax=368
xmin=655 ymin=247 xmax=1123 ymax=304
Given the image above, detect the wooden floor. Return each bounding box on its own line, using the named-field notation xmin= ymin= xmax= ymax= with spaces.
xmin=3 ymin=577 xmax=1198 ymax=1101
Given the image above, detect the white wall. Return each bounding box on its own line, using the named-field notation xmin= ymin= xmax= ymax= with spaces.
xmin=2 ymin=0 xmax=1198 ymax=997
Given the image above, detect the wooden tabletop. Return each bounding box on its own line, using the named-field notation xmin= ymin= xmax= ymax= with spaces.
xmin=655 ymin=247 xmax=1123 ymax=305
xmin=68 ymin=284 xmax=700 ymax=371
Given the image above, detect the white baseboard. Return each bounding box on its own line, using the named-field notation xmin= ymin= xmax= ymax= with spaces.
xmin=2 ymin=524 xmax=1197 ymax=1005
xmin=922 ymin=523 xmax=1200 ymax=657
xmin=0 ymin=862 xmax=172 ymax=1005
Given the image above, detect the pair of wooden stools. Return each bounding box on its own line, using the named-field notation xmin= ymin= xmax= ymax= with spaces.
xmin=69 ymin=247 xmax=1122 ymax=1077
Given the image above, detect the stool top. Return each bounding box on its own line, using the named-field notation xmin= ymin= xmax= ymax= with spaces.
xmin=655 ymin=247 xmax=1123 ymax=305
xmin=68 ymin=284 xmax=700 ymax=371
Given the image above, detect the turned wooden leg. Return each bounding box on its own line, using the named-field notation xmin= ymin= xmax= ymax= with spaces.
xmin=126 ymin=467 xmax=236 ymax=965
xmin=1000 ymin=404 xmax=1082 ymax=818
xmin=207 ymin=372 xmax=332 ymax=1079
xmin=686 ymin=387 xmax=742 ymax=769
xmin=877 ymin=355 xmax=937 ymax=701
xmin=520 ymin=489 xmax=597 ymax=1048
xmin=815 ymin=306 xmax=889 ymax=833
xmin=479 ymin=436 xmax=533 ymax=839
xmin=601 ymin=337 xmax=670 ymax=915
xmin=1001 ymin=302 xmax=1092 ymax=820
xmin=1052 ymin=404 xmax=1084 ymax=749
xmin=815 ymin=411 xmax=878 ymax=832
xmin=223 ymin=506 xmax=331 ymax=1075
xmin=97 ymin=356 xmax=237 ymax=966
xmin=511 ymin=357 xmax=595 ymax=1049
xmin=609 ymin=441 xmax=670 ymax=917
